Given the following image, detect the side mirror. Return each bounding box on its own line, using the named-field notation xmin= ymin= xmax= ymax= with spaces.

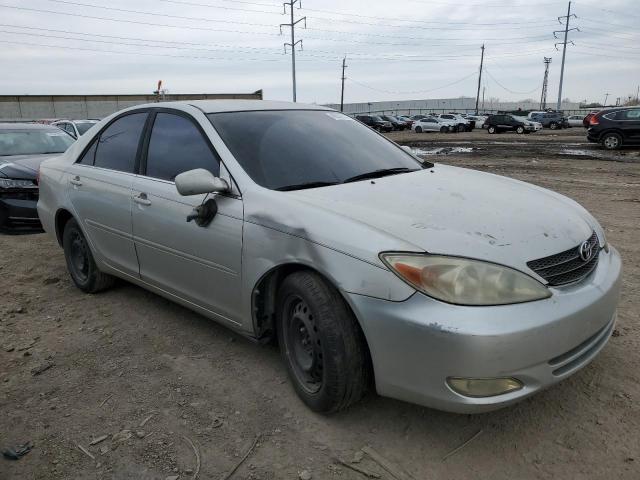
xmin=175 ymin=168 xmax=229 ymax=196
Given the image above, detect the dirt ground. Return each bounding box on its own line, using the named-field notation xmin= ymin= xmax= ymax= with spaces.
xmin=1 ymin=128 xmax=639 ymax=479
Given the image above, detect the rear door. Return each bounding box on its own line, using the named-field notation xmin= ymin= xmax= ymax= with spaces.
xmin=619 ymin=109 xmax=640 ymax=141
xmin=131 ymin=110 xmax=243 ymax=325
xmin=66 ymin=111 xmax=148 ymax=276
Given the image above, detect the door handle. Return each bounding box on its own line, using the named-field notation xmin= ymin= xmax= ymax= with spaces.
xmin=70 ymin=176 xmax=82 ymax=186
xmin=133 ymin=192 xmax=152 ymax=206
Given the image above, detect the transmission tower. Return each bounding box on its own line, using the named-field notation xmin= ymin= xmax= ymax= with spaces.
xmin=280 ymin=0 xmax=306 ymax=102
xmin=540 ymin=57 xmax=552 ymax=110
xmin=554 ymin=1 xmax=579 ymax=111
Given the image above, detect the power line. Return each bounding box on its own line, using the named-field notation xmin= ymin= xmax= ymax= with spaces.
xmin=347 ymin=71 xmax=477 ymax=95
xmin=160 ymin=0 xmax=558 ymax=26
xmin=484 ymin=69 xmax=541 ymax=95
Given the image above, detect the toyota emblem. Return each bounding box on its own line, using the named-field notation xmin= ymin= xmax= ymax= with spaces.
xmin=579 ymin=241 xmax=594 ymax=262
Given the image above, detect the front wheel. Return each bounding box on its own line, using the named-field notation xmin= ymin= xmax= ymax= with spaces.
xmin=276 ymin=271 xmax=369 ymax=413
xmin=415 ymin=126 xmax=423 ymax=133
xmin=440 ymin=126 xmax=448 ymax=133
xmin=601 ymin=132 xmax=622 ymax=150
xmin=549 ymin=122 xmax=558 ymax=130
xmin=516 ymin=126 xmax=525 ymax=134
xmin=63 ymin=218 xmax=115 ymax=293
xmin=457 ymin=124 xmax=466 ymax=133
xmin=488 ymin=126 xmax=497 ymax=134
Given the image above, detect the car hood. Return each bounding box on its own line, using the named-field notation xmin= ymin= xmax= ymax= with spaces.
xmin=0 ymin=154 xmax=60 ymax=179
xmin=259 ymin=164 xmax=599 ymax=276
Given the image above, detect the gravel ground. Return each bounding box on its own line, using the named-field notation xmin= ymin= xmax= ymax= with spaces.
xmin=1 ymin=128 xmax=639 ymax=479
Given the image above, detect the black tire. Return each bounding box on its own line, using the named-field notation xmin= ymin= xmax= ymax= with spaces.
xmin=415 ymin=126 xmax=423 ymax=133
xmin=516 ymin=126 xmax=525 ymax=134
xmin=457 ymin=124 xmax=466 ymax=133
xmin=276 ymin=271 xmax=369 ymax=413
xmin=62 ymin=218 xmax=115 ymax=293
xmin=549 ymin=122 xmax=558 ymax=130
xmin=601 ymin=132 xmax=623 ymax=150
xmin=488 ymin=125 xmax=497 ymax=134
xmin=440 ymin=126 xmax=448 ymax=133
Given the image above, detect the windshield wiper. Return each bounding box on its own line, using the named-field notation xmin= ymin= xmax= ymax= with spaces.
xmin=342 ymin=167 xmax=419 ymax=184
xmin=275 ymin=181 xmax=340 ymax=191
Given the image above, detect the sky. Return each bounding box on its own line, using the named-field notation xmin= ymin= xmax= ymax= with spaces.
xmin=0 ymin=0 xmax=638 ymax=105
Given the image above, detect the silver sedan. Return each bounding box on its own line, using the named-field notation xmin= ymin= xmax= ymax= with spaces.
xmin=37 ymin=101 xmax=621 ymax=413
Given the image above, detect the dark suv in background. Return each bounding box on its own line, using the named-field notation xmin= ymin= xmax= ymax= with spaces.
xmin=379 ymin=115 xmax=407 ymax=131
xmin=587 ymin=107 xmax=640 ymax=150
xmin=483 ymin=114 xmax=538 ymax=134
xmin=355 ymin=115 xmax=393 ymax=132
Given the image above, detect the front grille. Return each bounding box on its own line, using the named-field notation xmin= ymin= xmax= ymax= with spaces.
xmin=527 ymin=231 xmax=600 ymax=286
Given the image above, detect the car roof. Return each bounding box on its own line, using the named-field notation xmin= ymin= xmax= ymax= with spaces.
xmin=0 ymin=122 xmax=60 ymax=130
xmin=128 ymin=99 xmax=333 ymax=114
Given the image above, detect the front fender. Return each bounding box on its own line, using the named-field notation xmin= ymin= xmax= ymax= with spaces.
xmin=240 ymin=221 xmax=415 ymax=334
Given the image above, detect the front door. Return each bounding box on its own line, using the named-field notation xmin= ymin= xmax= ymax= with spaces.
xmin=66 ymin=112 xmax=148 ymax=276
xmin=131 ymin=111 xmax=243 ymax=326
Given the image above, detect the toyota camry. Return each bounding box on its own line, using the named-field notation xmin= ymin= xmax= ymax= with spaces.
xmin=37 ymin=101 xmax=621 ymax=413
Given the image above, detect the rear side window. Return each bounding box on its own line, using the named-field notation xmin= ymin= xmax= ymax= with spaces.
xmin=78 ymin=141 xmax=98 ymax=165
xmin=145 ymin=113 xmax=220 ymax=181
xmin=621 ymin=109 xmax=640 ymax=120
xmin=94 ymin=112 xmax=147 ymax=173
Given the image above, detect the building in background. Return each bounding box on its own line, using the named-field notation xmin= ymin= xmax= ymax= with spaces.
xmin=0 ymin=90 xmax=263 ymax=121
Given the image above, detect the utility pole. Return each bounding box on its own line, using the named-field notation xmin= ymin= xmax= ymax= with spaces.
xmin=340 ymin=56 xmax=347 ymax=112
xmin=481 ymin=86 xmax=486 ymax=111
xmin=540 ymin=57 xmax=552 ymax=110
xmin=603 ymin=92 xmax=610 ymax=106
xmin=636 ymin=85 xmax=639 ymax=104
xmin=475 ymin=44 xmax=485 ymax=115
xmin=280 ymin=0 xmax=306 ymax=102
xmin=554 ymin=1 xmax=578 ymax=111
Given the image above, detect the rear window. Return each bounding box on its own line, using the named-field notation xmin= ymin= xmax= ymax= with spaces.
xmin=0 ymin=129 xmax=74 ymax=156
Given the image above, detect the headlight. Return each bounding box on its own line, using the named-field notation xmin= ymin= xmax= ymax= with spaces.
xmin=0 ymin=178 xmax=36 ymax=189
xmin=380 ymin=253 xmax=551 ymax=306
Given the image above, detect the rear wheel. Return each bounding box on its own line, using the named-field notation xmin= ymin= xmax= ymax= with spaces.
xmin=601 ymin=132 xmax=623 ymax=150
xmin=440 ymin=126 xmax=448 ymax=133
xmin=457 ymin=124 xmax=466 ymax=133
xmin=415 ymin=126 xmax=423 ymax=133
xmin=63 ymin=218 xmax=115 ymax=293
xmin=276 ymin=271 xmax=369 ymax=413
xmin=488 ymin=126 xmax=497 ymax=134
xmin=549 ymin=122 xmax=558 ymax=130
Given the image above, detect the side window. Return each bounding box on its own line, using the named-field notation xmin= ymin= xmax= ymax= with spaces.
xmin=622 ymin=109 xmax=640 ymax=120
xmin=77 ymin=140 xmax=98 ymax=165
xmin=145 ymin=113 xmax=220 ymax=181
xmin=94 ymin=112 xmax=147 ymax=173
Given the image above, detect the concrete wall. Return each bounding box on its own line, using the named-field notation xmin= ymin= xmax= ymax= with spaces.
xmin=0 ymin=92 xmax=263 ymax=121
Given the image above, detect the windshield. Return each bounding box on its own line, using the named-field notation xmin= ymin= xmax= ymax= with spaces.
xmin=208 ymin=110 xmax=427 ymax=190
xmin=75 ymin=121 xmax=97 ymax=135
xmin=0 ymin=129 xmax=74 ymax=156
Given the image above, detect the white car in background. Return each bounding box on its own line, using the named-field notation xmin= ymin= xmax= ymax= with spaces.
xmin=437 ymin=114 xmax=471 ymax=132
xmin=53 ymin=120 xmax=99 ymax=140
xmin=412 ymin=117 xmax=456 ymax=133
xmin=567 ymin=115 xmax=585 ymax=128
xmin=513 ymin=116 xmax=543 ymax=131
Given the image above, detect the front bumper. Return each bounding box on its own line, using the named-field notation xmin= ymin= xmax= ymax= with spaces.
xmin=0 ymin=190 xmax=42 ymax=232
xmin=346 ymin=246 xmax=622 ymax=413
